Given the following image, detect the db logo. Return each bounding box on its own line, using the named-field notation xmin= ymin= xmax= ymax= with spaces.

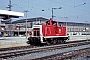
xmin=59 ymin=29 xmax=61 ymax=33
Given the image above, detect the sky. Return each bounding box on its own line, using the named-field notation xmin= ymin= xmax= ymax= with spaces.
xmin=0 ymin=0 xmax=90 ymax=23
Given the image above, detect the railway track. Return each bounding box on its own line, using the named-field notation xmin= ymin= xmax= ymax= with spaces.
xmin=0 ymin=41 xmax=90 ymax=60
xmin=34 ymin=47 xmax=90 ymax=60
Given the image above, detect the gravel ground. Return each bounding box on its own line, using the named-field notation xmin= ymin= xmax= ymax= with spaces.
xmin=0 ymin=37 xmax=29 ymax=48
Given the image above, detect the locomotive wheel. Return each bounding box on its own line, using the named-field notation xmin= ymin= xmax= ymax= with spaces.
xmin=57 ymin=40 xmax=65 ymax=44
xmin=60 ymin=40 xmax=65 ymax=44
xmin=46 ymin=41 xmax=51 ymax=45
xmin=53 ymin=40 xmax=57 ymax=45
xmin=57 ymin=40 xmax=61 ymax=44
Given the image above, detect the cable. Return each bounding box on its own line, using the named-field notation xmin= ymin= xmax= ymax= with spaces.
xmin=46 ymin=0 xmax=90 ymax=22
xmin=46 ymin=0 xmax=89 ymax=14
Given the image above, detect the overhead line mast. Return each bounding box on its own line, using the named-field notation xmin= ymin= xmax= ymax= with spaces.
xmin=6 ymin=0 xmax=12 ymax=11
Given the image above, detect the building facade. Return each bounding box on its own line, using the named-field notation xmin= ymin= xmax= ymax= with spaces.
xmin=0 ymin=17 xmax=90 ymax=37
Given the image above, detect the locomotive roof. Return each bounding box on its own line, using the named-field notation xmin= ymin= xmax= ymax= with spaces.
xmin=46 ymin=20 xmax=57 ymax=24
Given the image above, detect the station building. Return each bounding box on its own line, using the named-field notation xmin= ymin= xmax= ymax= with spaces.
xmin=1 ymin=17 xmax=90 ymax=37
xmin=3 ymin=17 xmax=49 ymax=36
xmin=0 ymin=9 xmax=90 ymax=36
xmin=66 ymin=22 xmax=90 ymax=35
xmin=0 ymin=9 xmax=24 ymax=36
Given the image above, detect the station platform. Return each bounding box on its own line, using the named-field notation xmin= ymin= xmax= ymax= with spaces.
xmin=0 ymin=37 xmax=29 ymax=48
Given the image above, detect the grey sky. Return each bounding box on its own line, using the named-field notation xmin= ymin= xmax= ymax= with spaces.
xmin=0 ymin=0 xmax=90 ymax=23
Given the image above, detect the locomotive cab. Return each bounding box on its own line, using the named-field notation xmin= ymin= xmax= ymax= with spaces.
xmin=27 ymin=25 xmax=42 ymax=46
xmin=27 ymin=19 xmax=69 ymax=46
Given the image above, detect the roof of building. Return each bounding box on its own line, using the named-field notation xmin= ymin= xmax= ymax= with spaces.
xmin=12 ymin=17 xmax=49 ymax=24
xmin=2 ymin=17 xmax=90 ymax=27
xmin=0 ymin=9 xmax=24 ymax=20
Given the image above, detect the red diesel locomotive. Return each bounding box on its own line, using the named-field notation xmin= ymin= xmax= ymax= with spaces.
xmin=27 ymin=19 xmax=69 ymax=46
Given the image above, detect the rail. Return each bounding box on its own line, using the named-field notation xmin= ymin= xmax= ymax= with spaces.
xmin=0 ymin=41 xmax=90 ymax=59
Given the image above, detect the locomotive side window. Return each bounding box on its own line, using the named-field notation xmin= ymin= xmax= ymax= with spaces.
xmin=52 ymin=21 xmax=57 ymax=26
xmin=46 ymin=21 xmax=50 ymax=25
xmin=33 ymin=28 xmax=40 ymax=36
xmin=58 ymin=23 xmax=61 ymax=26
xmin=53 ymin=22 xmax=56 ymax=26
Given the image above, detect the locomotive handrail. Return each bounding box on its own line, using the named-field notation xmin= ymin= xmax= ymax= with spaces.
xmin=48 ymin=27 xmax=51 ymax=35
xmin=45 ymin=27 xmax=51 ymax=36
xmin=45 ymin=27 xmax=47 ymax=36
